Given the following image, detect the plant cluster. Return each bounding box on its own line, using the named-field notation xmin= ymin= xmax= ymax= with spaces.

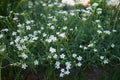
xmin=0 ymin=0 xmax=120 ymax=79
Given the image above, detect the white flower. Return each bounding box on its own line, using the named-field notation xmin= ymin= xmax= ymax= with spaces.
xmin=21 ymin=53 xmax=28 ymax=59
xmin=61 ymin=68 xmax=65 ymax=73
xmin=95 ymin=20 xmax=100 ymax=23
xmin=111 ymin=43 xmax=115 ymax=48
xmin=88 ymin=43 xmax=94 ymax=47
xmin=103 ymin=59 xmax=108 ymax=64
xmin=0 ymin=34 xmax=3 ymax=39
xmin=77 ymin=56 xmax=82 ymax=61
xmin=76 ymin=62 xmax=82 ymax=67
xmin=65 ymin=62 xmax=71 ymax=70
xmin=10 ymin=41 xmax=14 ymax=45
xmin=26 ymin=26 xmax=31 ymax=30
xmin=26 ymin=20 xmax=31 ymax=24
xmin=92 ymin=3 xmax=99 ymax=7
xmin=93 ymin=49 xmax=98 ymax=52
xmin=32 ymin=36 xmax=38 ymax=40
xmin=34 ymin=60 xmax=39 ymax=65
xmin=49 ymin=47 xmax=56 ymax=53
xmin=55 ymin=61 xmax=60 ymax=69
xmin=60 ymin=48 xmax=63 ymax=51
xmin=1 ymin=28 xmax=8 ymax=32
xmin=43 ymin=33 xmax=47 ymax=37
xmin=56 ymin=32 xmax=60 ymax=35
xmin=97 ymin=30 xmax=102 ymax=34
xmin=104 ymin=30 xmax=111 ymax=35
xmin=17 ymin=23 xmax=22 ymax=27
xmin=50 ymin=26 xmax=55 ymax=30
xmin=70 ymin=12 xmax=75 ymax=16
xmin=60 ymin=54 xmax=65 ymax=59
xmin=79 ymin=45 xmax=83 ymax=48
xmin=63 ymin=26 xmax=67 ymax=30
xmin=0 ymin=48 xmax=5 ymax=52
xmin=13 ymin=17 xmax=18 ymax=20
xmin=41 ymin=27 xmax=44 ymax=30
xmin=12 ymin=32 xmax=17 ymax=36
xmin=14 ymin=36 xmax=21 ymax=43
xmin=22 ymin=63 xmax=28 ymax=69
xmin=63 ymin=17 xmax=67 ymax=21
xmin=100 ymin=56 xmax=104 ymax=60
xmin=106 ymin=0 xmax=120 ymax=6
xmin=49 ymin=35 xmax=57 ymax=42
xmin=65 ymin=70 xmax=70 ymax=75
xmin=83 ymin=46 xmax=88 ymax=50
xmin=59 ymin=33 xmax=66 ymax=38
xmin=48 ymin=55 xmax=52 ymax=59
xmin=72 ymin=53 xmax=77 ymax=58
xmin=98 ymin=24 xmax=102 ymax=28
xmin=62 ymin=0 xmax=75 ymax=6
xmin=82 ymin=17 xmax=87 ymax=21
xmin=42 ymin=3 xmax=47 ymax=6
xmin=60 ymin=72 xmax=64 ymax=77
xmin=112 ymin=30 xmax=117 ymax=32
xmin=53 ymin=54 xmax=58 ymax=59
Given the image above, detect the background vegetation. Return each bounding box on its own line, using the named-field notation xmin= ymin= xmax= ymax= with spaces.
xmin=0 ymin=0 xmax=120 ymax=80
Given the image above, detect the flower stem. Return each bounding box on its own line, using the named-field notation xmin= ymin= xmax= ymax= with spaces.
xmin=0 ymin=60 xmax=2 ymax=80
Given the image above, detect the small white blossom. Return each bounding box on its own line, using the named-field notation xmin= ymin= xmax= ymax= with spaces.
xmin=82 ymin=17 xmax=87 ymax=21
xmin=72 ymin=53 xmax=77 ymax=58
xmin=77 ymin=56 xmax=82 ymax=61
xmin=104 ymin=30 xmax=111 ymax=35
xmin=50 ymin=26 xmax=55 ymax=30
xmin=12 ymin=32 xmax=17 ymax=36
xmin=22 ymin=63 xmax=28 ymax=69
xmin=13 ymin=17 xmax=18 ymax=20
xmin=55 ymin=61 xmax=60 ymax=69
xmin=21 ymin=53 xmax=28 ymax=59
xmin=79 ymin=45 xmax=83 ymax=48
xmin=49 ymin=47 xmax=56 ymax=53
xmin=1 ymin=28 xmax=8 ymax=32
xmin=95 ymin=20 xmax=100 ymax=23
xmin=42 ymin=33 xmax=47 ymax=37
xmin=93 ymin=49 xmax=98 ymax=52
xmin=26 ymin=20 xmax=31 ymax=24
xmin=70 ymin=12 xmax=75 ymax=16
xmin=53 ymin=54 xmax=58 ymax=59
xmin=0 ymin=34 xmax=3 ymax=39
xmin=65 ymin=62 xmax=71 ymax=70
xmin=61 ymin=68 xmax=65 ymax=73
xmin=60 ymin=72 xmax=64 ymax=77
xmin=97 ymin=30 xmax=102 ymax=34
xmin=17 ymin=23 xmax=22 ymax=27
xmin=0 ymin=48 xmax=5 ymax=52
xmin=65 ymin=70 xmax=70 ymax=75
xmin=59 ymin=33 xmax=66 ymax=38
xmin=100 ymin=56 xmax=104 ymax=60
xmin=83 ymin=47 xmax=88 ymax=50
xmin=60 ymin=54 xmax=65 ymax=59
xmin=92 ymin=3 xmax=99 ymax=7
xmin=98 ymin=24 xmax=102 ymax=28
xmin=63 ymin=26 xmax=67 ymax=30
xmin=76 ymin=62 xmax=82 ymax=67
xmin=111 ymin=43 xmax=115 ymax=48
xmin=88 ymin=43 xmax=94 ymax=47
xmin=112 ymin=30 xmax=117 ymax=32
xmin=26 ymin=26 xmax=31 ymax=30
xmin=10 ymin=41 xmax=14 ymax=45
xmin=34 ymin=60 xmax=39 ymax=65
xmin=103 ymin=59 xmax=108 ymax=64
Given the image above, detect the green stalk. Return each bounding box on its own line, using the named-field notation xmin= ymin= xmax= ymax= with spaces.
xmin=0 ymin=60 xmax=2 ymax=80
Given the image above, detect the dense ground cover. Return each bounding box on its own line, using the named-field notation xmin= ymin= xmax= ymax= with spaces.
xmin=0 ymin=0 xmax=120 ymax=80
